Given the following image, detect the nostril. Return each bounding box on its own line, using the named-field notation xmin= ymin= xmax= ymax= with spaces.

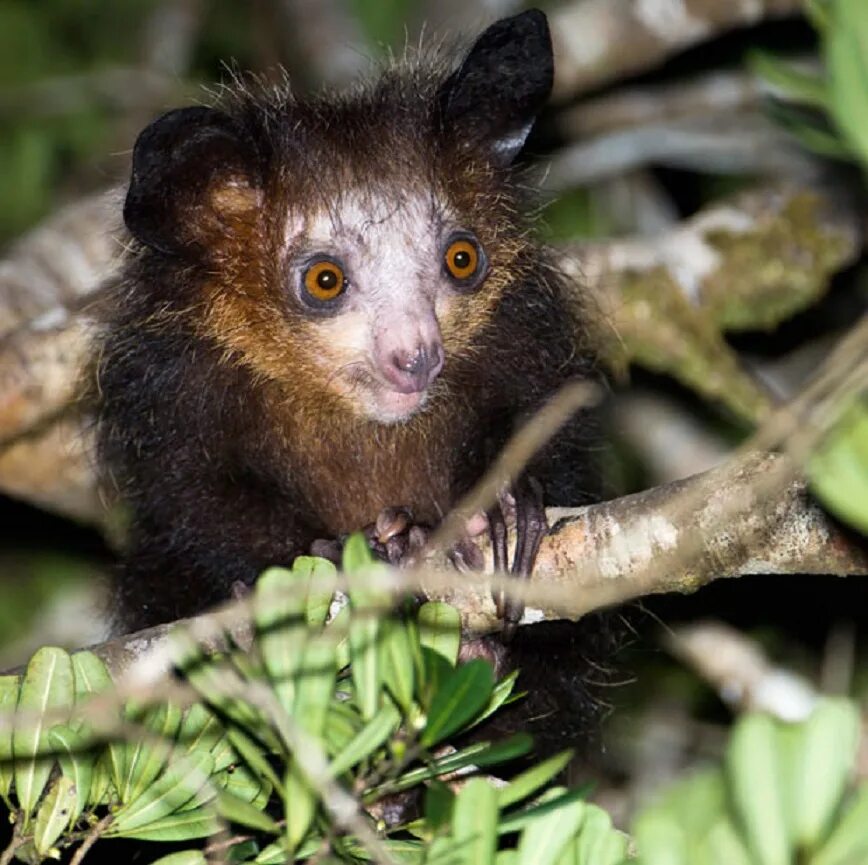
xmin=393 ymin=347 xmax=427 ymax=376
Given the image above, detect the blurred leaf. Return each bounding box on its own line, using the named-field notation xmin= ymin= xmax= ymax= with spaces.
xmin=418 ymin=602 xmax=461 ymax=667
xmin=255 ymin=566 xmax=307 ymax=716
xmin=749 ymin=50 xmax=828 ymax=109
xmin=826 ymin=0 xmax=868 ymax=161
xmin=789 ymin=698 xmax=860 ymax=847
xmin=454 ymin=778 xmax=498 ymax=865
xmin=812 ymin=783 xmax=868 ymax=865
xmin=809 ymin=398 xmax=868 ymax=534
xmin=498 ymin=750 xmax=574 ymax=810
xmin=515 ymin=790 xmax=585 ymax=865
xmin=328 ymin=700 xmax=400 ymax=777
xmin=571 ymin=805 xmax=628 ymax=865
xmin=726 ymin=714 xmax=790 ymax=865
xmin=379 ymin=617 xmax=415 ymax=713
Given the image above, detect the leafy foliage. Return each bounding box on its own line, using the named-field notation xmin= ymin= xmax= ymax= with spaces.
xmin=0 ymin=540 xmax=628 ymax=864
xmin=632 ymin=698 xmax=868 ymax=865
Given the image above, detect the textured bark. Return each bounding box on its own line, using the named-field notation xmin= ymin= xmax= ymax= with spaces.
xmin=59 ymin=453 xmax=868 ymax=679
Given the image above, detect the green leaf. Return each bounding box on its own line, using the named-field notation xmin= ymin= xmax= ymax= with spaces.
xmin=421 ymin=660 xmax=494 ymax=747
xmin=516 ymin=791 xmax=585 ymax=865
xmin=789 ymin=698 xmax=860 ymax=847
xmin=700 ymin=819 xmax=753 ymax=865
xmin=473 ymin=670 xmax=521 ymax=727
xmin=71 ymin=651 xmax=113 ymax=700
xmin=572 ymin=805 xmax=626 ymax=865
xmin=726 ymin=713 xmax=790 ymax=865
xmin=114 ymin=808 xmax=221 ymax=842
xmin=225 ymin=726 xmax=283 ymax=795
xmin=89 ymin=753 xmax=115 ymax=807
xmin=454 ymin=778 xmax=498 ymax=865
xmin=33 ymin=775 xmax=77 ymax=855
xmin=216 ymin=763 xmax=270 ymax=811
xmin=813 ymin=783 xmax=868 ymax=865
xmin=498 ymin=750 xmax=574 ymax=810
xmin=179 ymin=704 xmax=223 ymax=756
xmin=500 ymin=788 xmax=588 ymax=836
xmin=364 ymin=734 xmax=532 ymax=802
xmin=0 ymin=675 xmax=20 ymax=804
xmin=827 ymin=0 xmax=868 ymax=162
xmin=748 ymin=49 xmax=829 ymax=109
xmin=809 ymin=399 xmax=868 ymax=534
xmin=49 ymin=722 xmax=94 ymax=826
xmin=256 ymin=566 xmax=308 ymax=714
xmin=13 ymin=646 xmax=74 ymax=820
xmin=329 ymin=700 xmax=400 ymax=777
xmin=379 ymin=617 xmax=415 ymax=713
xmin=295 ymin=556 xmax=338 ymax=628
xmin=110 ymin=751 xmax=216 ymax=834
xmin=122 ymin=702 xmax=183 ymax=804
xmin=254 ymin=841 xmax=293 ymax=864
xmin=341 ymin=531 xmax=375 ymax=572
xmin=216 ymin=788 xmax=279 ymax=833
xmin=348 ymin=589 xmax=383 ymax=721
xmin=424 ymin=781 xmax=455 ymax=832
xmin=284 ymin=762 xmax=316 ymax=854
xmin=632 ymin=807 xmax=686 ymax=865
xmin=418 ymin=602 xmax=461 ymax=666
xmin=294 ymin=634 xmax=338 ymax=738
xmin=147 ymin=852 xmax=208 ymax=865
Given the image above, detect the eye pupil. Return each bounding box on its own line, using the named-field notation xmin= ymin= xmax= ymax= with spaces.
xmin=453 ymin=251 xmax=470 ymax=269
xmin=317 ymin=269 xmax=338 ymax=290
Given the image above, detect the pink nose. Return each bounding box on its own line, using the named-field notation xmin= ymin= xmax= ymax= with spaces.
xmin=381 ymin=343 xmax=444 ymax=393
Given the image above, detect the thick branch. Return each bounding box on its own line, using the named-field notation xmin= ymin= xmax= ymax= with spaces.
xmin=550 ymin=0 xmax=803 ymax=101
xmin=66 ymin=453 xmax=868 ymax=678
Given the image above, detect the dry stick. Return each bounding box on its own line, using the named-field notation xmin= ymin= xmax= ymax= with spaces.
xmin=69 ymin=814 xmax=113 ymax=865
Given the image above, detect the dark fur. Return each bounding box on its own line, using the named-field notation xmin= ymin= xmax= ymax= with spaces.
xmin=94 ymin=11 xmax=614 ymax=753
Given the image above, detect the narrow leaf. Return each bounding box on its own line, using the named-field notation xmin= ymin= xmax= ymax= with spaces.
xmin=516 ymin=794 xmax=585 ymax=865
xmin=329 ymin=700 xmax=400 ymax=777
xmin=454 ymin=778 xmax=498 ymax=865
xmin=216 ymin=788 xmax=279 ymax=833
xmin=498 ymin=750 xmax=574 ymax=810
xmin=113 ymin=808 xmax=221 ymax=842
xmin=110 ymin=751 xmax=215 ymax=834
xmin=421 ymin=660 xmax=494 ymax=747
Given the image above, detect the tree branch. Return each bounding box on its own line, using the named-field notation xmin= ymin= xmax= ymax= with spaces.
xmin=66 ymin=453 xmax=868 ymax=679
xmin=550 ymin=0 xmax=804 ymax=101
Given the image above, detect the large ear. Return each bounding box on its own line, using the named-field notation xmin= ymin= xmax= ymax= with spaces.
xmin=124 ymin=106 xmax=261 ymax=256
xmin=438 ymin=9 xmax=553 ymax=164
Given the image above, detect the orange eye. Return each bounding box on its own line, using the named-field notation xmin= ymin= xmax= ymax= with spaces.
xmin=303 ymin=259 xmax=346 ymax=301
xmin=444 ymin=238 xmax=481 ymax=282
